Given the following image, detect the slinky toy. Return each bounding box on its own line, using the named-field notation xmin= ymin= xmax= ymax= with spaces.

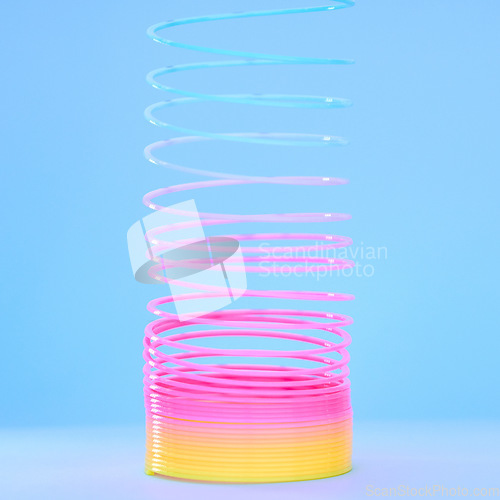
xmin=138 ymin=0 xmax=355 ymax=483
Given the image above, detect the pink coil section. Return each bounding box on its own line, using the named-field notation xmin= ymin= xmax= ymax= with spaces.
xmin=141 ymin=1 xmax=355 ymax=483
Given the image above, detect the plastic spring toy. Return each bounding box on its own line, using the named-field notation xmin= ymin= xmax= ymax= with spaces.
xmin=135 ymin=0 xmax=355 ymax=483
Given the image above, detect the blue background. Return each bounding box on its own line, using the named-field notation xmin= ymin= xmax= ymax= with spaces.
xmin=2 ymin=0 xmax=499 ymax=432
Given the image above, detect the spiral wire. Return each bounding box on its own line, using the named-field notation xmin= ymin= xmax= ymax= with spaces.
xmin=142 ymin=0 xmax=355 ymax=483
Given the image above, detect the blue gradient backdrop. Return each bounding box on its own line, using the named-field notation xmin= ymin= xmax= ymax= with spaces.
xmin=1 ymin=0 xmax=499 ymax=430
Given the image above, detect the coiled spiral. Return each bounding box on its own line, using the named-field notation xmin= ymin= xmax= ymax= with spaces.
xmin=142 ymin=0 xmax=355 ymax=483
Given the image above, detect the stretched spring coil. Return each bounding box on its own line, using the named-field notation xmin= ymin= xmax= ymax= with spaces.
xmin=142 ymin=0 xmax=355 ymax=483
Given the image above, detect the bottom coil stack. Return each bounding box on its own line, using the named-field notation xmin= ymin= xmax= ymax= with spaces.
xmin=143 ymin=308 xmax=353 ymax=483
